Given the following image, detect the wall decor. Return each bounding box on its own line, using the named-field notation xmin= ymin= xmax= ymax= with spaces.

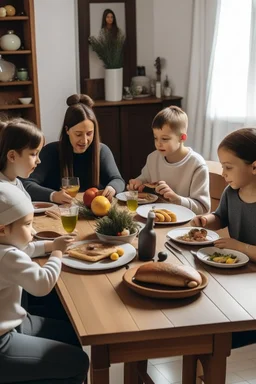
xmin=77 ymin=0 xmax=137 ymax=93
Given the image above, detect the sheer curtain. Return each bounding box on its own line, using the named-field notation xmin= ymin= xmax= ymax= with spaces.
xmin=186 ymin=0 xmax=220 ymax=155
xmin=187 ymin=0 xmax=256 ymax=160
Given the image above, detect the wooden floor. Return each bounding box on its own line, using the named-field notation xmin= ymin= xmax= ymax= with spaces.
xmin=84 ymin=344 xmax=256 ymax=384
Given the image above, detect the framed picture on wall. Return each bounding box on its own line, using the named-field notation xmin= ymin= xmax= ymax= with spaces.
xmin=77 ymin=0 xmax=137 ymax=92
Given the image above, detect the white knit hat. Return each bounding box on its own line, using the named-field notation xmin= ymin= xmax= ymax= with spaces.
xmin=0 ymin=183 xmax=33 ymax=225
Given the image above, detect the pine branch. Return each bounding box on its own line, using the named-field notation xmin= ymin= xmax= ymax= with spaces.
xmin=95 ymin=205 xmax=140 ymax=236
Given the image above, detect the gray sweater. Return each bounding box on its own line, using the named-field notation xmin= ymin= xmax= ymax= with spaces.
xmin=21 ymin=142 xmax=125 ymax=202
xmin=214 ymin=186 xmax=256 ymax=245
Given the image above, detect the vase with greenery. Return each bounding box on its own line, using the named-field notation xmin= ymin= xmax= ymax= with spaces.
xmin=89 ymin=30 xmax=126 ymax=101
xmin=89 ymin=30 xmax=125 ymax=69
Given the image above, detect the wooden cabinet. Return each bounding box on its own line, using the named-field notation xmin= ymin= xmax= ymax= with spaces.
xmin=0 ymin=0 xmax=40 ymax=126
xmin=94 ymin=96 xmax=182 ymax=182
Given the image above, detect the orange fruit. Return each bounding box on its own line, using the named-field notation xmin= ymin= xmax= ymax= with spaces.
xmin=91 ymin=196 xmax=111 ymax=217
xmin=110 ymin=252 xmax=119 ymax=261
xmin=83 ymin=187 xmax=98 ymax=208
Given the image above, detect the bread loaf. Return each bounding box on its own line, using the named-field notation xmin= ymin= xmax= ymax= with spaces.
xmin=134 ymin=263 xmax=202 ymax=288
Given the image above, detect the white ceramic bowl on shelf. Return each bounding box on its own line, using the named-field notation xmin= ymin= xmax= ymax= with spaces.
xmin=95 ymin=230 xmax=138 ymax=244
xmin=18 ymin=97 xmax=32 ymax=104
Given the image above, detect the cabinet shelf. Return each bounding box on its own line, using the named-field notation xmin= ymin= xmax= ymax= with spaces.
xmin=0 ymin=104 xmax=34 ymax=110
xmin=0 ymin=16 xmax=29 ymax=21
xmin=0 ymin=81 xmax=32 ymax=86
xmin=0 ymin=50 xmax=31 ymax=55
xmin=0 ymin=104 xmax=34 ymax=111
xmin=0 ymin=0 xmax=43 ymax=126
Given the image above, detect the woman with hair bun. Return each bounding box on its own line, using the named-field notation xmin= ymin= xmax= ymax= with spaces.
xmin=22 ymin=94 xmax=125 ymax=204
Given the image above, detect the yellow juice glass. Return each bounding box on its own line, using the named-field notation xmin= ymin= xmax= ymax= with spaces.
xmin=59 ymin=205 xmax=79 ymax=233
xmin=62 ymin=177 xmax=80 ymax=198
xmin=126 ymin=191 xmax=138 ymax=212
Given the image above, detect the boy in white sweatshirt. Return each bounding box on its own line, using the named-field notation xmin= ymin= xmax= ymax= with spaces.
xmin=127 ymin=106 xmax=210 ymax=214
xmin=0 ymin=183 xmax=89 ymax=383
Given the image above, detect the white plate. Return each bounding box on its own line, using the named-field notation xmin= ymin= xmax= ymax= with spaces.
xmin=167 ymin=227 xmax=219 ymax=245
xmin=62 ymin=240 xmax=136 ymax=271
xmin=196 ymin=247 xmax=249 ymax=268
xmin=33 ymin=202 xmax=57 ymax=214
xmin=116 ymin=192 xmax=158 ymax=205
xmin=136 ymin=203 xmax=195 ymax=225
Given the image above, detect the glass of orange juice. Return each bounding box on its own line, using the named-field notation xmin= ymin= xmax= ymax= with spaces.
xmin=126 ymin=191 xmax=138 ymax=211
xmin=59 ymin=205 xmax=79 ymax=233
xmin=62 ymin=177 xmax=80 ymax=198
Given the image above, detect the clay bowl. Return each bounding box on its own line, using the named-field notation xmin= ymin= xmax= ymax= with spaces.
xmin=34 ymin=231 xmax=62 ymax=241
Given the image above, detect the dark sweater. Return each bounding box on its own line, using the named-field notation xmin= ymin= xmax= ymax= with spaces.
xmin=21 ymin=142 xmax=125 ymax=201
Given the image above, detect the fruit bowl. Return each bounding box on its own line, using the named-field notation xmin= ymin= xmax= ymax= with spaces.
xmin=95 ymin=230 xmax=138 ymax=244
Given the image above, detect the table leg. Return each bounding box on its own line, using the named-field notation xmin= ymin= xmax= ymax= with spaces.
xmin=90 ymin=345 xmax=110 ymax=384
xmin=182 ymin=355 xmax=197 ymax=384
xmin=124 ymin=361 xmax=152 ymax=384
xmin=199 ymin=333 xmax=232 ymax=384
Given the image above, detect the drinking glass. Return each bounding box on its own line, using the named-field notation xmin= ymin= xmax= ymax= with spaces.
xmin=62 ymin=177 xmax=80 ymax=198
xmin=126 ymin=190 xmax=138 ymax=211
xmin=59 ymin=205 xmax=79 ymax=234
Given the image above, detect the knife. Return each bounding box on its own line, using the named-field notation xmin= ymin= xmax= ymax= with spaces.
xmin=165 ymin=239 xmax=184 ymax=254
xmin=164 ymin=241 xmax=186 ymax=264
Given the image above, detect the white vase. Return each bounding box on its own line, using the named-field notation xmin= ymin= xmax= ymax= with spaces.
xmin=0 ymin=55 xmax=16 ymax=82
xmin=105 ymin=68 xmax=123 ymax=102
xmin=0 ymin=30 xmax=21 ymax=51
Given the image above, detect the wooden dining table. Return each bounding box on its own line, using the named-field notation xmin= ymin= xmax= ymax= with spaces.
xmin=33 ymin=198 xmax=256 ymax=384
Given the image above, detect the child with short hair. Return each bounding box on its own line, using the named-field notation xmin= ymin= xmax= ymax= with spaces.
xmin=192 ymin=127 xmax=256 ymax=350
xmin=192 ymin=127 xmax=256 ymax=258
xmin=0 ymin=118 xmax=44 ymax=196
xmin=128 ymin=106 xmax=210 ymax=214
xmin=0 ymin=183 xmax=89 ymax=383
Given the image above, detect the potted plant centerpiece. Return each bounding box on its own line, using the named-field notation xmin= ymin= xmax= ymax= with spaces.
xmin=89 ymin=29 xmax=125 ymax=102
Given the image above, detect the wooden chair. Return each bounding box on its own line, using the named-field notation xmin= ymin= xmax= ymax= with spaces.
xmin=206 ymin=160 xmax=227 ymax=211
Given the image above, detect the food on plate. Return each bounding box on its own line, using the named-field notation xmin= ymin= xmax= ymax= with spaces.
xmin=208 ymin=252 xmax=238 ymax=264
xmin=68 ymin=242 xmax=123 ymax=262
xmin=143 ymin=182 xmax=159 ymax=189
xmin=152 ymin=209 xmax=177 ymax=223
xmin=134 ymin=262 xmax=202 ymax=288
xmin=137 ymin=193 xmax=156 ymax=203
xmin=117 ymin=247 xmax=124 ymax=256
xmin=177 ymin=228 xmax=208 ymax=242
xmin=110 ymin=252 xmax=119 ymax=261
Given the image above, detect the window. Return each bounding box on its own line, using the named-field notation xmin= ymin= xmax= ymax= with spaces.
xmin=208 ymin=0 xmax=252 ymax=119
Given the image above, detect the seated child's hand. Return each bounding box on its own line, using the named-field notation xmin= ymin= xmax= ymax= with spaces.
xmin=52 ymin=190 xmax=72 ymax=204
xmin=214 ymin=237 xmax=242 ymax=252
xmin=191 ymin=215 xmax=208 ymax=227
xmin=52 ymin=235 xmax=75 ymax=253
xmin=127 ymin=179 xmax=144 ymax=192
xmin=155 ymin=181 xmax=179 ymax=202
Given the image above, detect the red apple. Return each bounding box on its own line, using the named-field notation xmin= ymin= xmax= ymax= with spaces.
xmin=83 ymin=187 xmax=99 ymax=208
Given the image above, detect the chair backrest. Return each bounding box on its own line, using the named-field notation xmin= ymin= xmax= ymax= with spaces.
xmin=206 ymin=161 xmax=227 ymax=211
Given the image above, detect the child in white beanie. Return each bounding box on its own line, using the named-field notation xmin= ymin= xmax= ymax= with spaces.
xmin=0 ymin=183 xmax=89 ymax=383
